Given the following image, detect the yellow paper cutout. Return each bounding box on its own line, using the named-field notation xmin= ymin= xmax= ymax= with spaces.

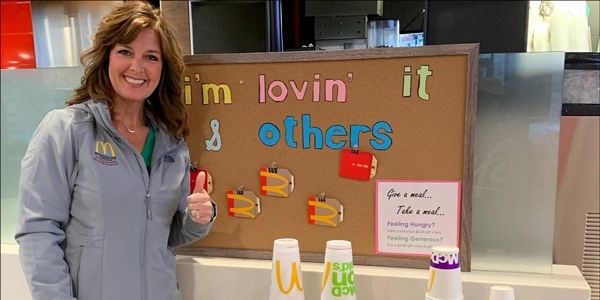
xmin=227 ymin=190 xmax=261 ymax=218
xmin=308 ymin=195 xmax=344 ymax=227
xmin=260 ymin=166 xmax=294 ymax=197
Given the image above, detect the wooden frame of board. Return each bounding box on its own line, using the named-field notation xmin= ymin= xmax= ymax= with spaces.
xmin=176 ymin=44 xmax=478 ymax=271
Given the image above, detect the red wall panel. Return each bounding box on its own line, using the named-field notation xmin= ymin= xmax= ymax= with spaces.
xmin=1 ymin=1 xmax=34 ymax=34
xmin=1 ymin=1 xmax=36 ymax=69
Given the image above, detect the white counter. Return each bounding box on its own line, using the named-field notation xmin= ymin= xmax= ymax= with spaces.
xmin=2 ymin=244 xmax=590 ymax=300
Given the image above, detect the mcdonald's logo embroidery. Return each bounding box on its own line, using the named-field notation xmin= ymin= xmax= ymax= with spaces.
xmin=275 ymin=260 xmax=304 ymax=294
xmin=308 ymin=194 xmax=344 ymax=227
xmin=259 ymin=166 xmax=294 ymax=197
xmin=227 ymin=189 xmax=261 ymax=218
xmin=94 ymin=141 xmax=118 ymax=166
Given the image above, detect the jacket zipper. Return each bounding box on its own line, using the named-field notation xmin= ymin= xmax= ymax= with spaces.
xmin=112 ymin=135 xmax=151 ymax=300
xmin=125 ymin=134 xmax=182 ymax=300
xmin=134 ymin=152 xmax=152 ymax=300
xmin=142 ymin=191 xmax=150 ymax=300
xmin=145 ymin=193 xmax=152 ymax=220
xmin=140 ymin=158 xmax=150 ymax=300
xmin=140 ymin=143 xmax=179 ymax=300
xmin=98 ymin=108 xmax=184 ymax=300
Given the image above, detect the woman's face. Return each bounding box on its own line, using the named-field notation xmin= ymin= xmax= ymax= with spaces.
xmin=108 ymin=28 xmax=163 ymax=105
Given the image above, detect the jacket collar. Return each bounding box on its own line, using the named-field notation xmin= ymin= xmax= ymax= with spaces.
xmin=73 ymin=99 xmax=184 ymax=152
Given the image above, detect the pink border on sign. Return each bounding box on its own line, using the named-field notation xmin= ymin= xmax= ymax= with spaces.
xmin=374 ymin=179 xmax=462 ymax=257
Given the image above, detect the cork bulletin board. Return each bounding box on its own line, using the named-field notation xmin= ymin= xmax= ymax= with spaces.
xmin=178 ymin=44 xmax=479 ymax=270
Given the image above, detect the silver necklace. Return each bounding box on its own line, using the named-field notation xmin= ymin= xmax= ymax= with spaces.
xmin=126 ymin=125 xmax=136 ymax=133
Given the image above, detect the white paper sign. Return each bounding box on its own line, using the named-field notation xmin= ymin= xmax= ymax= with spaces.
xmin=375 ymin=180 xmax=461 ymax=256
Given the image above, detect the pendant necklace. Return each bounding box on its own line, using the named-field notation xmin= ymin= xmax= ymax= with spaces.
xmin=126 ymin=125 xmax=136 ymax=133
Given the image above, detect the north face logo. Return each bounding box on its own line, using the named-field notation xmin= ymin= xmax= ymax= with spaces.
xmin=163 ymin=155 xmax=175 ymax=163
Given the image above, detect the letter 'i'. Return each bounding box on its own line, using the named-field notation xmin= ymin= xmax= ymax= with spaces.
xmin=313 ymin=74 xmax=320 ymax=102
xmin=403 ymin=66 xmax=411 ymax=97
xmin=184 ymin=76 xmax=192 ymax=104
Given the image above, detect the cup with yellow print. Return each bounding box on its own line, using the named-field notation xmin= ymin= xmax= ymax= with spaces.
xmin=269 ymin=238 xmax=305 ymax=300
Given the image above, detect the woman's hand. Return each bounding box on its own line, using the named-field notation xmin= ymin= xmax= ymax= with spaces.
xmin=187 ymin=171 xmax=214 ymax=224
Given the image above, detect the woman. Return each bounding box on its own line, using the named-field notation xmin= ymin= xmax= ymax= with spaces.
xmin=15 ymin=2 xmax=215 ymax=299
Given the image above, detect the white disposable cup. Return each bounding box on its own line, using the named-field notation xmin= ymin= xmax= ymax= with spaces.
xmin=269 ymin=238 xmax=305 ymax=300
xmin=489 ymin=285 xmax=515 ymax=300
xmin=321 ymin=240 xmax=356 ymax=300
xmin=425 ymin=245 xmax=463 ymax=300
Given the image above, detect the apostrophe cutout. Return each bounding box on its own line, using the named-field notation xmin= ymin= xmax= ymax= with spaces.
xmin=227 ymin=187 xmax=261 ymax=218
xmin=308 ymin=193 xmax=344 ymax=227
xmin=339 ymin=146 xmax=377 ymax=181
xmin=205 ymin=119 xmax=222 ymax=151
xmin=189 ymin=163 xmax=213 ymax=194
xmin=260 ymin=163 xmax=295 ymax=197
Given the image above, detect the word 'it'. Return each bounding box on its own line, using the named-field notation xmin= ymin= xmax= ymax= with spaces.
xmin=259 ymin=73 xmax=353 ymax=103
xmin=403 ymin=65 xmax=432 ymax=101
xmin=184 ymin=73 xmax=232 ymax=105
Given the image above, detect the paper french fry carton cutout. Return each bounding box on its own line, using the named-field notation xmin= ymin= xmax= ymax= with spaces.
xmin=227 ymin=188 xmax=261 ymax=218
xmin=190 ymin=167 xmax=213 ymax=194
xmin=339 ymin=147 xmax=377 ymax=181
xmin=308 ymin=194 xmax=344 ymax=227
xmin=260 ymin=165 xmax=295 ymax=197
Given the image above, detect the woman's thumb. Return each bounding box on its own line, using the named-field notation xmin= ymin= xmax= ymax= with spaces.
xmin=193 ymin=171 xmax=206 ymax=193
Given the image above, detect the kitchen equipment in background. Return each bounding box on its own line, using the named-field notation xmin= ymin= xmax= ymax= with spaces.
xmin=367 ymin=19 xmax=400 ymax=48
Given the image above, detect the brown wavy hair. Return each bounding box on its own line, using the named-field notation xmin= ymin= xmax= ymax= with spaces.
xmin=67 ymin=1 xmax=189 ymax=140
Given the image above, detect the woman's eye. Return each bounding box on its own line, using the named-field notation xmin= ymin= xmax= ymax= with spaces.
xmin=117 ymin=49 xmax=131 ymax=56
xmin=146 ymin=55 xmax=160 ymax=62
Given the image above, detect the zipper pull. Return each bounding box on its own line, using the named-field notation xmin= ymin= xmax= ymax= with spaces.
xmin=145 ymin=193 xmax=152 ymax=220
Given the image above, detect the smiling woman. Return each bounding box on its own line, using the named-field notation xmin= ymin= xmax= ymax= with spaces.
xmin=14 ymin=2 xmax=216 ymax=300
xmin=108 ymin=28 xmax=163 ymax=105
xmin=107 ymin=27 xmax=163 ymax=151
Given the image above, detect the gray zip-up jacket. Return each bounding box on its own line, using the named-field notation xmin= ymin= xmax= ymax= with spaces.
xmin=15 ymin=99 xmax=214 ymax=300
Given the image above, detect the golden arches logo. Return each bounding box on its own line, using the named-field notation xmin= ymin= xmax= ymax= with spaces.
xmin=308 ymin=199 xmax=339 ymax=227
xmin=95 ymin=141 xmax=116 ymax=157
xmin=275 ymin=260 xmax=304 ymax=294
xmin=259 ymin=167 xmax=294 ymax=198
xmin=227 ymin=192 xmax=259 ymax=218
xmin=260 ymin=170 xmax=291 ymax=197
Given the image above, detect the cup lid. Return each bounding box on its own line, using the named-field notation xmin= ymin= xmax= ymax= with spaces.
xmin=431 ymin=245 xmax=459 ymax=255
xmin=273 ymin=238 xmax=299 ymax=249
xmin=426 ymin=294 xmax=464 ymax=300
xmin=489 ymin=285 xmax=515 ymax=300
xmin=490 ymin=285 xmax=514 ymax=292
xmin=326 ymin=240 xmax=352 ymax=250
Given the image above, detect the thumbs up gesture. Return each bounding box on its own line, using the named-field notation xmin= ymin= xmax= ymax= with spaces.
xmin=188 ymin=171 xmax=214 ymax=224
